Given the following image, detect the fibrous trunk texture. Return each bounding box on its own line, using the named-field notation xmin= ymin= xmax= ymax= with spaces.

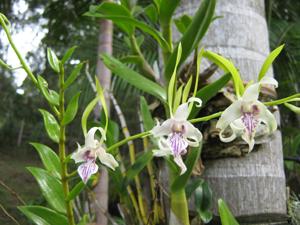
xmin=174 ymin=0 xmax=287 ymax=224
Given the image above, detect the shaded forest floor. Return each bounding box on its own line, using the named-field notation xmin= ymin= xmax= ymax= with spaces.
xmin=0 ymin=151 xmax=41 ymax=225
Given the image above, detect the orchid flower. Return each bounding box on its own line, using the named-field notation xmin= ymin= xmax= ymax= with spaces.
xmin=151 ymin=98 xmax=203 ymax=175
xmin=216 ymin=76 xmax=278 ymax=152
xmin=72 ymin=127 xmax=119 ymax=183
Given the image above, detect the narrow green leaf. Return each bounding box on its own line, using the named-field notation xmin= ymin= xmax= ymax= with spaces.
xmin=124 ymin=151 xmax=153 ymax=184
xmin=61 ymin=46 xmax=77 ymax=65
xmin=168 ymin=43 xmax=182 ymax=112
xmin=64 ymin=62 xmax=84 ymax=89
xmin=47 ymin=48 xmax=60 ymax=73
xmin=173 ymin=84 xmax=184 ymax=112
xmin=104 ymin=119 xmax=120 ymax=148
xmin=182 ymin=76 xmax=193 ymax=103
xmin=140 ymin=96 xmax=155 ymax=131
xmin=30 ymin=143 xmax=61 ymax=179
xmin=185 ymin=178 xmax=204 ymax=199
xmin=27 ymin=167 xmax=66 ymax=213
xmin=164 ymin=0 xmax=216 ymax=81
xmin=39 ymin=109 xmax=60 ymax=143
xmin=18 ymin=206 xmax=68 ymax=225
xmin=95 ymin=79 xmax=109 ymax=134
xmin=66 ymin=181 xmax=85 ymax=201
xmin=195 ymin=181 xmax=213 ymax=223
xmin=203 ymin=51 xmax=244 ymax=95
xmin=174 ymin=15 xmax=192 ymax=34
xmin=120 ymin=55 xmax=143 ymax=65
xmin=218 ymin=199 xmax=240 ymax=225
xmin=171 ymin=144 xmax=202 ymax=192
xmin=159 ymin=0 xmax=180 ymax=25
xmin=101 ymin=54 xmax=166 ymax=102
xmin=258 ymin=44 xmax=284 ymax=81
xmin=144 ymin=4 xmax=158 ymax=23
xmin=87 ymin=3 xmax=134 ymax=34
xmin=37 ymin=76 xmax=59 ymax=106
xmin=85 ymin=5 xmax=170 ymax=52
xmin=189 ymin=73 xmax=231 ymax=118
xmin=62 ymin=92 xmax=81 ymax=125
xmin=81 ymin=96 xmax=100 ymax=136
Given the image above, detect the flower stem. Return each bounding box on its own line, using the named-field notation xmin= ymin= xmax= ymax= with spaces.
xmin=107 ymin=131 xmax=151 ymax=152
xmin=189 ymin=111 xmax=223 ymax=123
xmin=58 ymin=64 xmax=75 ymax=225
xmin=264 ymin=93 xmax=300 ymax=106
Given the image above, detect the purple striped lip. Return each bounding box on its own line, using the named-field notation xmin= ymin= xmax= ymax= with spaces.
xmin=168 ymin=132 xmax=188 ymax=156
xmin=241 ymin=112 xmax=258 ymax=134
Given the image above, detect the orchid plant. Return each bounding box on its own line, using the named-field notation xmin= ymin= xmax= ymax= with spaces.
xmin=1 ymin=0 xmax=300 ymax=225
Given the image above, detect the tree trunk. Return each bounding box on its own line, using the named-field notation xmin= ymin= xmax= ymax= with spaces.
xmin=93 ymin=2 xmax=113 ymax=224
xmin=174 ymin=0 xmax=287 ymax=224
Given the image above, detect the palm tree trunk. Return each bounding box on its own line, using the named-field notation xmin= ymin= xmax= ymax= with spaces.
xmin=174 ymin=0 xmax=287 ymax=224
xmin=93 ymin=1 xmax=113 ymax=224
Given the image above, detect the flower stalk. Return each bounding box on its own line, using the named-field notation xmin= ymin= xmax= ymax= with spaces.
xmin=58 ymin=64 xmax=75 ymax=225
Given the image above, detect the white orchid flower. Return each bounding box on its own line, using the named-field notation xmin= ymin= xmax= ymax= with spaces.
xmin=151 ymin=98 xmax=203 ymax=175
xmin=72 ymin=127 xmax=119 ymax=183
xmin=216 ymin=76 xmax=278 ymax=152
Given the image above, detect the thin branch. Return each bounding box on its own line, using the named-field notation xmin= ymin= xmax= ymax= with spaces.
xmin=0 ymin=203 xmax=21 ymax=225
xmin=0 ymin=179 xmax=26 ymax=205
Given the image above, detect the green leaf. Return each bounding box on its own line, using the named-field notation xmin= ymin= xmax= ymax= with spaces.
xmin=81 ymin=96 xmax=99 ymax=135
xmin=182 ymin=76 xmax=193 ymax=103
xmin=189 ymin=73 xmax=231 ymax=118
xmin=171 ymin=144 xmax=202 ymax=192
xmin=64 ymin=62 xmax=84 ymax=89
xmin=144 ymin=4 xmax=158 ymax=23
xmin=174 ymin=84 xmax=184 ymax=111
xmin=62 ymin=92 xmax=81 ymax=125
xmin=218 ymin=199 xmax=240 ymax=225
xmin=88 ymin=3 xmax=134 ymax=34
xmin=47 ymin=48 xmax=60 ymax=73
xmin=164 ymin=0 xmax=216 ymax=81
xmin=19 ymin=206 xmax=68 ymax=225
xmin=66 ymin=181 xmax=85 ymax=201
xmin=120 ymin=55 xmax=143 ymax=65
xmin=39 ymin=109 xmax=60 ymax=143
xmin=194 ymin=180 xmax=213 ymax=223
xmin=95 ymin=79 xmax=109 ymax=134
xmin=124 ymin=151 xmax=153 ymax=185
xmin=203 ymin=51 xmax=244 ymax=96
xmin=105 ymin=119 xmax=120 ymax=148
xmin=159 ymin=0 xmax=180 ymax=25
xmin=168 ymin=43 xmax=182 ymax=112
xmin=30 ymin=143 xmax=61 ymax=179
xmin=27 ymin=167 xmax=66 ymax=213
xmin=174 ymin=15 xmax=192 ymax=34
xmin=139 ymin=96 xmax=155 ymax=131
xmin=101 ymin=54 xmax=166 ymax=102
xmin=258 ymin=44 xmax=284 ymax=81
xmin=61 ymin=46 xmax=77 ymax=65
xmin=185 ymin=178 xmax=204 ymax=199
xmin=85 ymin=4 xmax=170 ymax=52
xmin=37 ymin=76 xmax=59 ymax=106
